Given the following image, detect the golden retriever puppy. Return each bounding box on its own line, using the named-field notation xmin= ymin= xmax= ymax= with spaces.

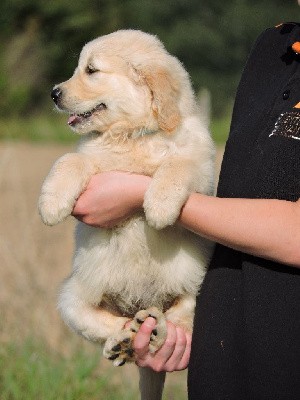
xmin=39 ymin=30 xmax=215 ymax=400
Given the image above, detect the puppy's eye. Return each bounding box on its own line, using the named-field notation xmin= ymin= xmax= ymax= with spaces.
xmin=86 ymin=65 xmax=98 ymax=75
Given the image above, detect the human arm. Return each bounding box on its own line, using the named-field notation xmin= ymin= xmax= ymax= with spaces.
xmin=180 ymin=193 xmax=300 ymax=268
xmin=73 ymin=171 xmax=300 ymax=268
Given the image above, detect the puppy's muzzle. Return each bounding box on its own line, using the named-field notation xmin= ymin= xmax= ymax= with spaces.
xmin=51 ymin=87 xmax=62 ymax=106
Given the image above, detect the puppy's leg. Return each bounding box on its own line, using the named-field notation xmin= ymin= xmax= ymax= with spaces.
xmin=143 ymin=158 xmax=197 ymax=229
xmin=164 ymin=294 xmax=196 ymax=332
xmin=58 ymin=278 xmax=130 ymax=344
xmin=39 ymin=153 xmax=97 ymax=226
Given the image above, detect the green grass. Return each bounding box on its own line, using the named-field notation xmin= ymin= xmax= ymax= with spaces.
xmin=0 ymin=341 xmax=137 ymax=400
xmin=0 ymin=114 xmax=76 ymax=143
xmin=0 ymin=340 xmax=188 ymax=400
xmin=0 ymin=113 xmax=231 ymax=145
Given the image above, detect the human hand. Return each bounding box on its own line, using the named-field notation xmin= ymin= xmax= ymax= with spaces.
xmin=133 ymin=317 xmax=191 ymax=372
xmin=72 ymin=171 xmax=150 ymax=228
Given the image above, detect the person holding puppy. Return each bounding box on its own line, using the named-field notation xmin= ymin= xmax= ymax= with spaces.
xmin=73 ymin=22 xmax=300 ymax=400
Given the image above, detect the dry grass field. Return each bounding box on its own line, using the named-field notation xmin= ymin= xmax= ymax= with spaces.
xmin=0 ymin=141 xmax=76 ymax=350
xmin=0 ymin=141 xmax=223 ymax=398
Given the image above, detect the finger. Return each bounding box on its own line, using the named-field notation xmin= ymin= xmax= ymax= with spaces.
xmin=71 ymin=201 xmax=82 ymax=217
xmin=163 ymin=326 xmax=187 ymax=371
xmin=133 ymin=317 xmax=157 ymax=358
xmin=176 ymin=331 xmax=192 ymax=371
xmin=71 ymin=188 xmax=90 ymax=216
xmin=150 ymin=321 xmax=177 ymax=367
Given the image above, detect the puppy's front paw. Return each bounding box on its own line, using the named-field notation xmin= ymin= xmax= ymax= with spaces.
xmin=38 ymin=194 xmax=73 ymax=226
xmin=143 ymin=195 xmax=182 ymax=230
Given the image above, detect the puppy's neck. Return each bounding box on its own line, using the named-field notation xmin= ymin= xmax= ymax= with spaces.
xmin=81 ymin=120 xmax=161 ymax=145
xmin=131 ymin=127 xmax=160 ymax=139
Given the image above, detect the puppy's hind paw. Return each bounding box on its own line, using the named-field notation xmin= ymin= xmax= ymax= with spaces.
xmin=131 ymin=307 xmax=167 ymax=353
xmin=103 ymin=330 xmax=135 ymax=366
xmin=103 ymin=308 xmax=167 ymax=366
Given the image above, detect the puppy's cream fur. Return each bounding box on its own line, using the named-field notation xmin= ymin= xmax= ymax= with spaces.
xmin=39 ymin=30 xmax=215 ymax=400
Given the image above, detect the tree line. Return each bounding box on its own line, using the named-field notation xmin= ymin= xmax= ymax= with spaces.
xmin=0 ymin=0 xmax=298 ymax=117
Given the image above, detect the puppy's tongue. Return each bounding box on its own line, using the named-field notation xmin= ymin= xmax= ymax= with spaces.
xmin=68 ymin=115 xmax=82 ymax=126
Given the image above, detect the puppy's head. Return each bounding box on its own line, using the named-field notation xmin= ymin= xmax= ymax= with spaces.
xmin=52 ymin=30 xmax=193 ymax=137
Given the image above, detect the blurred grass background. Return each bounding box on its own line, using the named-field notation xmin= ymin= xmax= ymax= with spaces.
xmin=0 ymin=112 xmax=232 ymax=145
xmin=0 ymin=341 xmax=135 ymax=400
xmin=0 ymin=1 xmax=299 ymax=399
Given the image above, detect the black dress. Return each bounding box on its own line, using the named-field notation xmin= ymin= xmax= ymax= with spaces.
xmin=188 ymin=23 xmax=300 ymax=400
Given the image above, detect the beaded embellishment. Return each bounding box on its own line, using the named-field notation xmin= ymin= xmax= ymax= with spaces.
xmin=269 ymin=111 xmax=300 ymax=140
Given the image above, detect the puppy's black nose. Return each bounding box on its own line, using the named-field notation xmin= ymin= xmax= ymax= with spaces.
xmin=51 ymin=87 xmax=62 ymax=104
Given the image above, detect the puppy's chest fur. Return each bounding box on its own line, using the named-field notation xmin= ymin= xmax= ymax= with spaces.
xmin=79 ymin=132 xmax=176 ymax=175
xmin=72 ymin=133 xmax=207 ymax=317
xmin=74 ymin=207 xmax=205 ymax=318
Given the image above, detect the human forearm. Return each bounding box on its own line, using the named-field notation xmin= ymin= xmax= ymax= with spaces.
xmin=180 ymin=194 xmax=300 ymax=268
xmin=73 ymin=172 xmax=300 ymax=267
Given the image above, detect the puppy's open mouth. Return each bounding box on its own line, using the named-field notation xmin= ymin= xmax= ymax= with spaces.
xmin=67 ymin=103 xmax=107 ymax=126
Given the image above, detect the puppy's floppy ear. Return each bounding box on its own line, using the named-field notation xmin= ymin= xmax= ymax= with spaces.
xmin=141 ymin=66 xmax=181 ymax=133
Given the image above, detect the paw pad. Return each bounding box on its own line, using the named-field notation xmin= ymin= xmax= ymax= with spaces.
xmin=104 ymin=307 xmax=167 ymax=366
xmin=103 ymin=330 xmax=135 ymax=366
